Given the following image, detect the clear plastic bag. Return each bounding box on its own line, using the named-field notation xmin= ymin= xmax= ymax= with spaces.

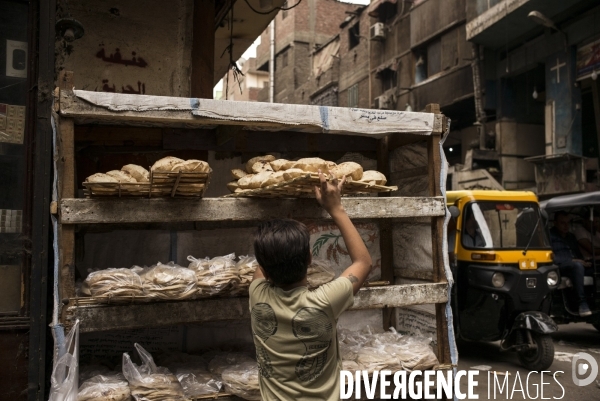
xmin=307 ymin=258 xmax=336 ymax=289
xmin=230 ymin=255 xmax=259 ymax=296
xmin=176 ymin=369 xmax=222 ymax=398
xmin=49 ymin=320 xmax=80 ymax=401
xmin=122 ymin=343 xmax=187 ymax=401
xmin=77 ymin=374 xmax=131 ymax=401
xmin=187 ymin=253 xmax=240 ymax=296
xmin=135 ymin=262 xmax=197 ymax=300
xmin=208 ymin=352 xmax=255 ymax=376
xmin=221 ymin=361 xmax=261 ymax=401
xmin=85 ymin=268 xmax=144 ymax=298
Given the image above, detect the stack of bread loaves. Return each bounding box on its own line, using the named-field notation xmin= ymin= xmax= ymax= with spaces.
xmin=227 ymin=155 xmax=387 ymax=193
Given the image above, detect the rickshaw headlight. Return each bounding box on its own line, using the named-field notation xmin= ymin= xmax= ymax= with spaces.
xmin=547 ymin=271 xmax=559 ymax=288
xmin=491 ymin=272 xmax=505 ymax=288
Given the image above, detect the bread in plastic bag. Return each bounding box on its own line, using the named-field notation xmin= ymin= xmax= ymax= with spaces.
xmin=85 ymin=268 xmax=144 ymax=298
xmin=134 ymin=262 xmax=197 ymax=300
xmin=79 ymin=364 xmax=115 ymax=385
xmin=77 ymin=374 xmax=131 ymax=401
xmin=208 ymin=352 xmax=255 ymax=376
xmin=221 ymin=361 xmax=261 ymax=401
xmin=49 ymin=320 xmax=80 ymax=401
xmin=122 ymin=343 xmax=187 ymax=401
xmin=187 ymin=253 xmax=240 ymax=296
xmin=176 ymin=369 xmax=222 ymax=398
xmin=230 ymin=255 xmax=259 ymax=296
xmin=307 ymin=258 xmax=336 ymax=289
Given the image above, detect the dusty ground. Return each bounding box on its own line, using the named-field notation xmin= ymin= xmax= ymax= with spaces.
xmin=456 ymin=322 xmax=600 ymax=400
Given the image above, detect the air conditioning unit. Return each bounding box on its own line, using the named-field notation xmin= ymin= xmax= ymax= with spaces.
xmin=374 ymin=94 xmax=391 ymax=110
xmin=370 ymin=22 xmax=386 ymax=41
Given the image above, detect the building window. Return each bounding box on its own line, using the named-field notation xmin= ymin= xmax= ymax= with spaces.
xmin=348 ymin=84 xmax=358 ymax=108
xmin=349 ymin=22 xmax=360 ymax=50
xmin=414 ymin=39 xmax=442 ymax=84
xmin=379 ymin=68 xmax=397 ymax=92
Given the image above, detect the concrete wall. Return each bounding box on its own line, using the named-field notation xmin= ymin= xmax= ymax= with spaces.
xmin=56 ymin=0 xmax=193 ymax=97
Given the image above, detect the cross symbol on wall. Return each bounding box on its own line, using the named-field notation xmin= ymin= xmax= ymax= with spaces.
xmin=550 ymin=58 xmax=566 ymax=83
xmin=502 ymin=215 xmax=510 ymax=229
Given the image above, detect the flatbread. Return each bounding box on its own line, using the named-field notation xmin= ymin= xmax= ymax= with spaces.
xmin=360 ymin=170 xmax=387 ymax=185
xmin=330 ymin=162 xmax=363 ymax=180
xmin=106 ymin=170 xmax=137 ymax=183
xmin=282 ymin=168 xmax=306 ymax=181
xmin=122 ymin=164 xmax=150 ymax=182
xmin=231 ymin=169 xmax=248 ymax=180
xmin=151 ymin=156 xmax=185 ymax=172
xmin=171 ymin=159 xmax=210 ymax=173
xmin=245 ymin=155 xmax=276 ymax=173
xmin=251 ymin=161 xmax=274 ymax=174
xmin=227 ymin=181 xmax=239 ymax=192
xmin=292 ymin=157 xmax=336 ymax=173
xmin=86 ymin=173 xmax=118 ymax=183
xmin=270 ymin=159 xmax=293 ymax=171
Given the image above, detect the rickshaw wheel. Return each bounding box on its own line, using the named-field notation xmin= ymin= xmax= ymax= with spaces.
xmin=517 ymin=332 xmax=554 ymax=371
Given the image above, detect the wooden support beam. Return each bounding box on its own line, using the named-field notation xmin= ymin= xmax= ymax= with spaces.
xmin=60 ymin=197 xmax=446 ymax=225
xmin=426 ymin=103 xmax=452 ymax=370
xmin=191 ymin=0 xmax=215 ymax=98
xmin=57 ymin=71 xmax=76 ymax=303
xmin=64 ymin=283 xmax=449 ymax=332
xmin=591 ymin=79 xmax=600 ymax=159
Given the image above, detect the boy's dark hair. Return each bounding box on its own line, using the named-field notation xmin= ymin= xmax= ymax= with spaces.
xmin=254 ymin=219 xmax=311 ymax=286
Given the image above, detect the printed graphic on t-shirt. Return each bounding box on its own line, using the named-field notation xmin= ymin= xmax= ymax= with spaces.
xmin=292 ymin=307 xmax=333 ymax=382
xmin=252 ymin=303 xmax=278 ymax=378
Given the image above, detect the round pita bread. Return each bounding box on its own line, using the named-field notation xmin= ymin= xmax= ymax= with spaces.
xmin=330 ymin=162 xmax=363 ymax=180
xmin=227 ymin=181 xmax=239 ymax=192
xmin=106 ymin=170 xmax=137 ymax=183
xmin=122 ymin=164 xmax=149 ymax=182
xmin=238 ymin=174 xmax=255 ymax=189
xmin=270 ymin=159 xmax=293 ymax=171
xmin=231 ymin=169 xmax=247 ymax=180
xmin=245 ymin=155 xmax=276 ymax=173
xmin=360 ymin=170 xmax=387 ymax=185
xmin=171 ymin=159 xmax=210 ymax=173
xmin=86 ymin=173 xmax=118 ymax=183
xmin=151 ymin=156 xmax=185 ymax=172
xmin=292 ymin=157 xmax=336 ymax=173
xmin=282 ymin=168 xmax=306 ymax=181
xmin=251 ymin=161 xmax=274 ymax=174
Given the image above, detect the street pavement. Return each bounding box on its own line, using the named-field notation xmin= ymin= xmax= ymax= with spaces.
xmin=456 ymin=322 xmax=600 ymax=400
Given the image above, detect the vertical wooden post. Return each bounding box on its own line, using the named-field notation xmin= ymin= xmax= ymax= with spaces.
xmin=426 ymin=103 xmax=451 ymax=367
xmin=58 ymin=71 xmax=76 ymax=306
xmin=191 ymin=0 xmax=215 ymax=98
xmin=377 ymin=135 xmax=395 ymax=330
xmin=591 ymin=79 xmax=600 ymax=159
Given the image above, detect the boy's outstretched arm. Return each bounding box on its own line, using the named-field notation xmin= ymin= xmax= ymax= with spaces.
xmin=315 ymin=170 xmax=372 ymax=294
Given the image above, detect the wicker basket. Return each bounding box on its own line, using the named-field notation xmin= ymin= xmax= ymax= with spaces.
xmin=83 ymin=169 xmax=212 ymax=198
xmin=224 ymin=173 xmax=397 ymax=198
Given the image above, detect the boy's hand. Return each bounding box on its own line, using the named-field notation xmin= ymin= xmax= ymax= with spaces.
xmin=314 ymin=169 xmax=346 ymax=215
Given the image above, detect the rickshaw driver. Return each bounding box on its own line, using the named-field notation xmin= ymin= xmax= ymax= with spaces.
xmin=574 ymin=210 xmax=600 ymax=259
xmin=550 ymin=211 xmax=593 ymax=317
xmin=463 ymin=211 xmax=486 ymax=248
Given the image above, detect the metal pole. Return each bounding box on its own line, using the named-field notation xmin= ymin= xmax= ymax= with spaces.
xmin=269 ymin=19 xmax=275 ymax=103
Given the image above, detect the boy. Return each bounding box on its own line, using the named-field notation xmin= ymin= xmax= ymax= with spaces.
xmin=250 ymin=171 xmax=373 ymax=400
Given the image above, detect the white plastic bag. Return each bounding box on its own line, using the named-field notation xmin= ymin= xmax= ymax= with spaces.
xmin=221 ymin=361 xmax=261 ymax=401
xmin=230 ymin=255 xmax=259 ymax=295
xmin=122 ymin=343 xmax=187 ymax=401
xmin=135 ymin=262 xmax=197 ymax=300
xmin=84 ymin=268 xmax=144 ymax=298
xmin=188 ymin=253 xmax=240 ymax=296
xmin=49 ymin=320 xmax=80 ymax=401
xmin=77 ymin=374 xmax=131 ymax=401
xmin=176 ymin=369 xmax=222 ymax=398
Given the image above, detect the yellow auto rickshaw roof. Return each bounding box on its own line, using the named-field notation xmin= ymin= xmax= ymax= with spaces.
xmin=446 ymin=190 xmax=539 ymax=205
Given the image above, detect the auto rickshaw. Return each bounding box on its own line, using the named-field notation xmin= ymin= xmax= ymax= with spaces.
xmin=541 ymin=191 xmax=600 ymax=331
xmin=447 ymin=190 xmax=559 ymax=370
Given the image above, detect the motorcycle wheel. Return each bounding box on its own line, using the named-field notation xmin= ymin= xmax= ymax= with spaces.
xmin=517 ymin=332 xmax=554 ymax=371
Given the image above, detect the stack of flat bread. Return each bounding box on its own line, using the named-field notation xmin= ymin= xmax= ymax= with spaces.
xmin=77 ymin=374 xmax=131 ymax=401
xmin=151 ymin=156 xmax=211 ymax=194
xmin=187 ymin=254 xmax=240 ymax=297
xmin=227 ymin=155 xmax=387 ymax=193
xmin=84 ymin=268 xmax=144 ymax=298
xmin=85 ymin=164 xmax=150 ymax=193
xmin=135 ymin=262 xmax=198 ymax=300
xmin=221 ymin=362 xmax=261 ymax=401
xmin=229 ymin=256 xmax=259 ymax=296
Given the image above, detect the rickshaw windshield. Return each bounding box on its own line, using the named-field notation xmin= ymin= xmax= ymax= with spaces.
xmin=461 ymin=201 xmax=551 ymax=250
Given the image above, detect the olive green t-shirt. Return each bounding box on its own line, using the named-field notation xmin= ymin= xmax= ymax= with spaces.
xmin=249 ymin=277 xmax=354 ymax=401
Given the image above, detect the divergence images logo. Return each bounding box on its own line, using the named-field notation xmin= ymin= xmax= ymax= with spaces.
xmin=572 ymin=352 xmax=599 ymax=387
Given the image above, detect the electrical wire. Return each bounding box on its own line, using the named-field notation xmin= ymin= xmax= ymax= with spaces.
xmin=243 ymin=0 xmax=302 ymax=15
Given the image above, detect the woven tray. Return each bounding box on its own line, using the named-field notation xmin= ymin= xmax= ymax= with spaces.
xmin=83 ymin=169 xmax=212 ymax=198
xmin=224 ymin=173 xmax=397 ymax=198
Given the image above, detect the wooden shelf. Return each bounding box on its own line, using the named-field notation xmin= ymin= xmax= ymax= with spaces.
xmin=60 ymin=197 xmax=445 ymax=224
xmin=64 ymin=283 xmax=448 ymax=333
